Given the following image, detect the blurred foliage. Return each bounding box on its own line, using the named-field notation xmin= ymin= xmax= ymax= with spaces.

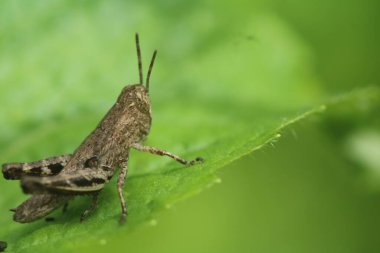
xmin=0 ymin=1 xmax=379 ymax=253
xmin=272 ymin=0 xmax=380 ymax=91
xmin=100 ymin=123 xmax=380 ymax=253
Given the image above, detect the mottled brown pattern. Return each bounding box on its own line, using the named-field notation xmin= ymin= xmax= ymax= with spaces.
xmin=12 ymin=194 xmax=73 ymax=223
xmin=2 ymin=155 xmax=72 ymax=179
xmin=2 ymin=33 xmax=203 ymax=224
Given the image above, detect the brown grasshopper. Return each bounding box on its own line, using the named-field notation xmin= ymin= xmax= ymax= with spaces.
xmin=2 ymin=34 xmax=203 ymax=224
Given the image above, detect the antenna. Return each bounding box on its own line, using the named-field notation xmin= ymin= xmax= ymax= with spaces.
xmin=135 ymin=33 xmax=143 ymax=84
xmin=146 ymin=50 xmax=157 ymax=92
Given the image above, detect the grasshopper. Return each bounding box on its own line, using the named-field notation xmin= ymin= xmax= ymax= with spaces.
xmin=2 ymin=34 xmax=203 ymax=224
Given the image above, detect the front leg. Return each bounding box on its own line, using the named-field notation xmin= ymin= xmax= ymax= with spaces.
xmin=117 ymin=155 xmax=129 ymax=224
xmin=131 ymin=143 xmax=203 ymax=165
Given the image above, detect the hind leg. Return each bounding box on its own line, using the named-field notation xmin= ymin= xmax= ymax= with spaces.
xmin=2 ymin=155 xmax=72 ymax=180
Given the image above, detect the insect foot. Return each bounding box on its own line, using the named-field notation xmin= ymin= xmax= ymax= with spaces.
xmin=119 ymin=212 xmax=127 ymax=225
xmin=187 ymin=157 xmax=205 ymax=166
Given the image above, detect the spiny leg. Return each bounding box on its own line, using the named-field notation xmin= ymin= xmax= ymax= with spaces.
xmin=80 ymin=194 xmax=99 ymax=222
xmin=131 ymin=143 xmax=203 ymax=166
xmin=117 ymin=155 xmax=129 ymax=224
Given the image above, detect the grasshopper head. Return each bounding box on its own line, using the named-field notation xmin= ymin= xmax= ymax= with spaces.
xmin=118 ymin=33 xmax=157 ymax=110
xmin=117 ymin=33 xmax=158 ymax=114
xmin=118 ymin=84 xmax=151 ymax=115
xmin=134 ymin=33 xmax=157 ymax=96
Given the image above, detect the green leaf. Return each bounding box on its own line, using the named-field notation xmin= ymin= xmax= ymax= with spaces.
xmin=0 ymin=2 xmax=378 ymax=253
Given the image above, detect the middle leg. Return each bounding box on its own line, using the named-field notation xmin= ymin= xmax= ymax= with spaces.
xmin=80 ymin=193 xmax=99 ymax=222
xmin=117 ymin=155 xmax=129 ymax=224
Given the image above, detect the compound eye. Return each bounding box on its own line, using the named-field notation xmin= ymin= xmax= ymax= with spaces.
xmin=84 ymin=156 xmax=99 ymax=168
xmin=135 ymin=93 xmax=144 ymax=105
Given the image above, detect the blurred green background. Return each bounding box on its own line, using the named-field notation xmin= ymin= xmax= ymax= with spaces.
xmin=0 ymin=0 xmax=380 ymax=253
